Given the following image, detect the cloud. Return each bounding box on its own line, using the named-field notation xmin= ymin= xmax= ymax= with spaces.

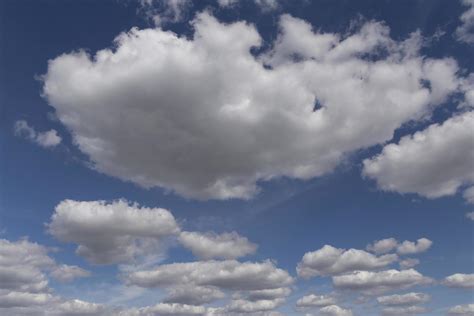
xmin=126 ymin=259 xmax=293 ymax=290
xmin=50 ymin=265 xmax=91 ymax=283
xmin=226 ymin=298 xmax=285 ymax=313
xmin=366 ymin=238 xmax=432 ymax=256
xmin=297 ymin=245 xmax=398 ymax=278
xmin=296 ymin=294 xmax=337 ymax=308
xmin=138 ymin=0 xmax=191 ymax=26
xmin=332 ymin=269 xmax=433 ymax=295
xmin=466 ymin=211 xmax=474 ymax=220
xmin=163 ymin=286 xmax=225 ymax=305
xmin=179 ymin=231 xmax=257 ymax=259
xmin=118 ymin=302 xmax=207 ymax=316
xmin=463 ymin=187 xmax=474 ymax=204
xmin=0 ymin=238 xmax=102 ymax=316
xmin=217 ymin=0 xmax=278 ymax=10
xmin=42 ymin=12 xmax=459 ymax=200
xmin=14 ymin=120 xmax=61 ymax=148
xmin=442 ymin=273 xmax=474 ymax=289
xmin=456 ymin=0 xmax=474 ymax=44
xmin=0 ymin=291 xmax=54 ymax=308
xmin=363 ymin=111 xmax=474 ymax=202
xmin=46 ymin=200 xmax=179 ymax=265
xmin=125 ymin=259 xmax=292 ymax=310
xmin=377 ymin=292 xmax=430 ymax=306
xmin=399 ymin=259 xmax=420 ymax=270
xmin=0 ymin=238 xmax=55 ymax=293
xmin=381 ymin=305 xmax=428 ymax=316
xmin=448 ymin=304 xmax=474 ymax=315
xmin=318 ymin=305 xmax=353 ymax=316
xmin=50 ymin=299 xmax=105 ymax=316
xmin=396 ymin=238 xmax=432 ymax=255
xmin=366 ymin=238 xmax=398 ymax=254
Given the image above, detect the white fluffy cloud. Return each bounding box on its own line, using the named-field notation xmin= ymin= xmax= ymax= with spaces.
xmin=47 ymin=200 xmax=179 ymax=265
xmin=363 ymin=111 xmax=474 ymax=202
xmin=381 ymin=305 xmax=427 ymax=316
xmin=179 ymin=231 xmax=257 ymax=259
xmin=126 ymin=259 xmax=293 ymax=290
xmin=50 ymin=265 xmax=91 ymax=283
xmin=377 ymin=292 xmax=430 ymax=306
xmin=118 ymin=302 xmax=207 ymax=316
xmin=442 ymin=273 xmax=474 ymax=289
xmin=0 ymin=238 xmax=102 ymax=316
xmin=297 ymin=245 xmax=398 ymax=278
xmin=396 ymin=238 xmax=432 ymax=255
xmin=14 ymin=120 xmax=61 ymax=148
xmin=42 ymin=12 xmax=459 ymax=200
xmin=332 ymin=269 xmax=433 ymax=295
xmin=0 ymin=238 xmax=55 ymax=293
xmin=296 ymin=294 xmax=336 ymax=308
xmin=399 ymin=259 xmax=420 ymax=270
xmin=318 ymin=305 xmax=353 ymax=316
xmin=456 ymin=0 xmax=474 ymax=44
xmin=366 ymin=238 xmax=432 ymax=256
xmin=466 ymin=211 xmax=474 ymax=220
xmin=366 ymin=238 xmax=398 ymax=254
xmin=448 ymin=304 xmax=474 ymax=315
xmin=125 ymin=259 xmax=292 ymax=310
xmin=463 ymin=187 xmax=474 ymax=204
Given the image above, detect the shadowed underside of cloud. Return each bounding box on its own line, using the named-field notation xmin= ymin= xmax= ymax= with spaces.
xmin=42 ymin=11 xmax=460 ymax=200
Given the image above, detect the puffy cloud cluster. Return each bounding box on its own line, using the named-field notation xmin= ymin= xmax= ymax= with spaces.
xmin=0 ymin=238 xmax=100 ymax=316
xmin=456 ymin=0 xmax=474 ymax=44
xmin=42 ymin=11 xmax=459 ymax=200
xmin=47 ymin=200 xmax=180 ymax=265
xmin=448 ymin=304 xmax=474 ymax=315
xmin=50 ymin=264 xmax=91 ymax=283
xmin=297 ymin=245 xmax=398 ymax=278
xmin=442 ymin=273 xmax=474 ymax=289
xmin=125 ymin=259 xmax=293 ymax=311
xmin=377 ymin=292 xmax=430 ymax=306
xmin=366 ymin=237 xmax=432 ymax=255
xmin=179 ymin=231 xmax=257 ymax=259
xmin=332 ymin=269 xmax=433 ymax=295
xmin=217 ymin=0 xmax=279 ymax=11
xmin=14 ymin=120 xmax=61 ymax=148
xmin=296 ymin=294 xmax=337 ymax=308
xmin=377 ymin=292 xmax=430 ymax=315
xmin=317 ymin=305 xmax=353 ymax=316
xmin=381 ymin=305 xmax=427 ymax=316
xmin=363 ymin=111 xmax=474 ymax=203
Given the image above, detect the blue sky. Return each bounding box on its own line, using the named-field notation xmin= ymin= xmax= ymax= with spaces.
xmin=1 ymin=0 xmax=473 ymax=315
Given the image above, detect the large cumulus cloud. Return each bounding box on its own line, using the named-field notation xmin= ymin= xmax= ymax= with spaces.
xmin=42 ymin=12 xmax=459 ymax=200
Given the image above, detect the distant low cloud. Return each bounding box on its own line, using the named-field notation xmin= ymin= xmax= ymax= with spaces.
xmin=318 ymin=304 xmax=353 ymax=316
xmin=377 ymin=292 xmax=430 ymax=306
xmin=14 ymin=120 xmax=61 ymax=148
xmin=442 ymin=273 xmax=474 ymax=289
xmin=50 ymin=264 xmax=91 ymax=283
xmin=296 ymin=293 xmax=337 ymax=308
xmin=179 ymin=231 xmax=257 ymax=259
xmin=125 ymin=259 xmax=293 ymax=311
xmin=366 ymin=238 xmax=432 ymax=256
xmin=381 ymin=305 xmax=427 ymax=316
xmin=297 ymin=245 xmax=398 ymax=278
xmin=332 ymin=269 xmax=433 ymax=295
xmin=448 ymin=304 xmax=474 ymax=315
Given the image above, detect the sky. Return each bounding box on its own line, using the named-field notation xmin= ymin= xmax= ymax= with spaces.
xmin=0 ymin=0 xmax=473 ymax=315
